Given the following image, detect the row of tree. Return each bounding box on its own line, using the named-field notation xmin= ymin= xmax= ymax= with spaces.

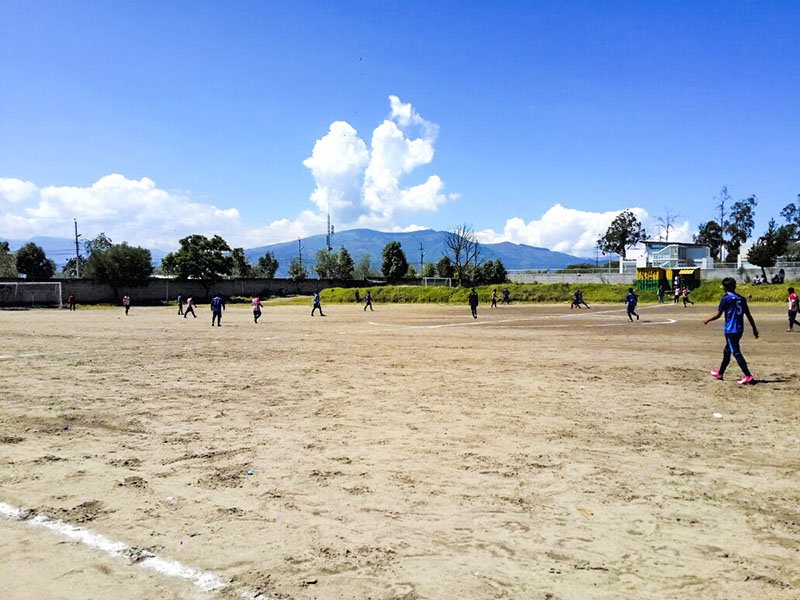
xmin=594 ymin=189 xmax=800 ymax=279
xmin=1 ymin=225 xmax=509 ymax=288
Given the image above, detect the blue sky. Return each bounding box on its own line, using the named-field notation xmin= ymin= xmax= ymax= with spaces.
xmin=1 ymin=0 xmax=798 ymax=255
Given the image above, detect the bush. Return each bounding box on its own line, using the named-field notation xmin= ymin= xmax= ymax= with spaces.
xmin=315 ymin=280 xmax=799 ymax=305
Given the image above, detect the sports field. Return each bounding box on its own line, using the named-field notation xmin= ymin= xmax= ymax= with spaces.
xmin=1 ymin=301 xmax=798 ymax=600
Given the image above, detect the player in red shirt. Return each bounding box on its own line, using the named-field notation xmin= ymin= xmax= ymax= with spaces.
xmin=787 ymin=287 xmax=800 ymax=332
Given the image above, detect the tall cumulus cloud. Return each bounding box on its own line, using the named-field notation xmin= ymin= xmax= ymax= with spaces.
xmin=0 ymin=96 xmax=450 ymax=249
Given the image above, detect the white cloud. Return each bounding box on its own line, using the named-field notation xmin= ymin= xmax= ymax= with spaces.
xmin=306 ymin=95 xmax=447 ymax=230
xmin=0 ymin=96 xmax=449 ymax=250
xmin=477 ymin=204 xmax=654 ymax=256
xmin=0 ymin=178 xmax=38 ymax=204
xmin=302 ymin=121 xmax=369 ymax=223
xmin=0 ymin=174 xmax=242 ymax=249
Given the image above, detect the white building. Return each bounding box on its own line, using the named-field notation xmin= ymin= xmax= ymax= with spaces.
xmin=634 ymin=241 xmax=714 ymax=269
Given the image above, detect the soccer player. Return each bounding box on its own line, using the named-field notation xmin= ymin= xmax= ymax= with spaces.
xmin=177 ymin=294 xmax=184 ymax=315
xmin=501 ymin=287 xmax=511 ymax=304
xmin=210 ymin=293 xmax=224 ymax=326
xmin=490 ymin=288 xmax=497 ymax=308
xmin=673 ymin=285 xmax=681 ymax=304
xmin=682 ymin=287 xmax=694 ymax=307
xmin=468 ymin=287 xmax=479 ymax=319
xmin=311 ymin=292 xmax=325 ymax=316
xmin=363 ymin=290 xmax=373 ymax=311
xmin=67 ymin=294 xmax=76 ymax=311
xmin=570 ymin=291 xmax=580 ymax=309
xmin=183 ymin=296 xmax=197 ymax=318
xmin=252 ymin=296 xmax=262 ymax=323
xmin=703 ymin=277 xmax=758 ymax=385
xmin=658 ymin=284 xmax=665 ymax=304
xmin=122 ymin=294 xmax=131 ymax=315
xmin=576 ymin=289 xmax=590 ymax=309
xmin=786 ymin=287 xmax=800 ymax=332
xmin=624 ymin=287 xmax=639 ymax=321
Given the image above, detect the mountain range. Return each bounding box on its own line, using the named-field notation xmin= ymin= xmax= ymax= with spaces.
xmin=4 ymin=229 xmax=588 ymax=275
xmin=245 ymin=229 xmax=586 ymax=276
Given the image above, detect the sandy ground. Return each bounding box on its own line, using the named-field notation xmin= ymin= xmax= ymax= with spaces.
xmin=1 ymin=300 xmax=799 ymax=600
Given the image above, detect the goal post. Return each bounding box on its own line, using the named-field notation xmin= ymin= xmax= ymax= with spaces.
xmin=0 ymin=282 xmax=62 ymax=308
xmin=422 ymin=277 xmax=453 ymax=287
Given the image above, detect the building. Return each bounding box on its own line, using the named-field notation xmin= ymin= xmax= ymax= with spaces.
xmin=635 ymin=241 xmax=713 ymax=269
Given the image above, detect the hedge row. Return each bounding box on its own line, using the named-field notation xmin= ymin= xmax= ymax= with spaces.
xmin=314 ymin=280 xmax=799 ymax=305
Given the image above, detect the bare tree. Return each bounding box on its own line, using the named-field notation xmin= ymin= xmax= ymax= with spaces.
xmin=445 ymin=224 xmax=481 ymax=286
xmin=655 ymin=208 xmax=681 ymax=242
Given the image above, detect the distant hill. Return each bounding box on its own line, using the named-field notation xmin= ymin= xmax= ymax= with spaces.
xmin=2 ymin=229 xmax=587 ymax=275
xmin=245 ymin=228 xmax=586 ymax=276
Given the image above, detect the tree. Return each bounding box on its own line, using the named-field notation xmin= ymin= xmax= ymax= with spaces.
xmin=469 ymin=259 xmax=507 ymax=285
xmin=724 ymin=195 xmax=756 ymax=261
xmin=406 ymin=264 xmax=418 ymax=279
xmin=335 ymin=247 xmax=354 ymax=279
xmin=61 ymin=255 xmax=87 ymax=278
xmin=421 ymin=262 xmax=437 ymax=277
xmin=747 ymin=219 xmax=791 ymax=279
xmin=445 ymin=224 xmax=480 ymax=286
xmin=288 ymin=256 xmax=307 ymax=281
xmin=231 ymin=248 xmax=255 ymax=278
xmin=160 ymin=234 xmax=234 ymax=297
xmin=15 ymin=243 xmax=55 ymax=280
xmin=655 ymin=209 xmax=681 ymax=242
xmin=354 ymin=254 xmax=372 ymax=279
xmin=436 ymin=255 xmax=454 ymax=278
xmin=694 ymin=220 xmax=724 ymax=260
xmin=85 ymin=243 xmax=154 ymax=295
xmin=779 ymin=194 xmax=800 ymax=237
xmin=0 ymin=241 xmax=17 ymax=278
xmin=485 ymin=259 xmax=508 ymax=284
xmin=85 ymin=232 xmax=113 ymax=255
xmin=597 ymin=210 xmax=647 ymax=260
xmin=381 ymin=242 xmax=408 ymax=284
xmin=314 ymin=249 xmax=338 ymax=278
xmin=256 ymin=252 xmax=279 ymax=278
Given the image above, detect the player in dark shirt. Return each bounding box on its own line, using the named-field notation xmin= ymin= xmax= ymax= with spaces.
xmin=210 ymin=294 xmax=225 ymax=326
xmin=624 ymin=288 xmax=639 ymax=321
xmin=703 ymin=277 xmax=758 ymax=384
xmin=468 ymin=288 xmax=479 ymax=319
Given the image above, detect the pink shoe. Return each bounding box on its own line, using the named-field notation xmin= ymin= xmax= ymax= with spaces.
xmin=736 ymin=375 xmax=755 ymax=385
xmin=709 ymin=369 xmax=723 ymax=380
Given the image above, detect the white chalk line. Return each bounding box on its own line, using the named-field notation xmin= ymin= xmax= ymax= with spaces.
xmin=0 ymin=502 xmax=262 ymax=599
xmin=0 ymin=352 xmax=43 ymax=360
xmin=369 ymin=304 xmax=674 ymax=330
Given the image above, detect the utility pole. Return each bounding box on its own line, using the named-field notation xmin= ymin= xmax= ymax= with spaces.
xmin=716 ymin=186 xmax=729 ymax=262
xmin=74 ymin=219 xmax=81 ymax=278
xmin=326 ymin=212 xmax=332 ymax=251
xmin=419 ymin=242 xmax=424 ymax=275
xmin=298 ymin=238 xmax=303 ymax=269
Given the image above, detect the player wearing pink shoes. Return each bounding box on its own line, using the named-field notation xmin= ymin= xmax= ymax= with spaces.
xmin=704 ymin=277 xmax=758 ymax=384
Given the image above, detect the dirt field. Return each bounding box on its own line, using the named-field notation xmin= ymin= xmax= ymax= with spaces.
xmin=1 ymin=301 xmax=799 ymax=600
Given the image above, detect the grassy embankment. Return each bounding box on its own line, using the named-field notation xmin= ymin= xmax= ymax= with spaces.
xmin=309 ymin=280 xmax=799 ymax=305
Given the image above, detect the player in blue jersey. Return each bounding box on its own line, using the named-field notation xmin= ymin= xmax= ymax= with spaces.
xmin=311 ymin=292 xmax=325 ymax=316
xmin=624 ymin=287 xmax=639 ymax=321
xmin=210 ymin=293 xmax=225 ymax=326
xmin=703 ymin=277 xmax=758 ymax=385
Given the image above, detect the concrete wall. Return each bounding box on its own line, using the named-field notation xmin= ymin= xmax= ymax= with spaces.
xmin=701 ymin=267 xmax=800 ymax=281
xmin=508 ymin=272 xmax=634 ymax=284
xmin=509 ymin=267 xmax=800 ymax=285
xmin=0 ymin=278 xmax=369 ymax=306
